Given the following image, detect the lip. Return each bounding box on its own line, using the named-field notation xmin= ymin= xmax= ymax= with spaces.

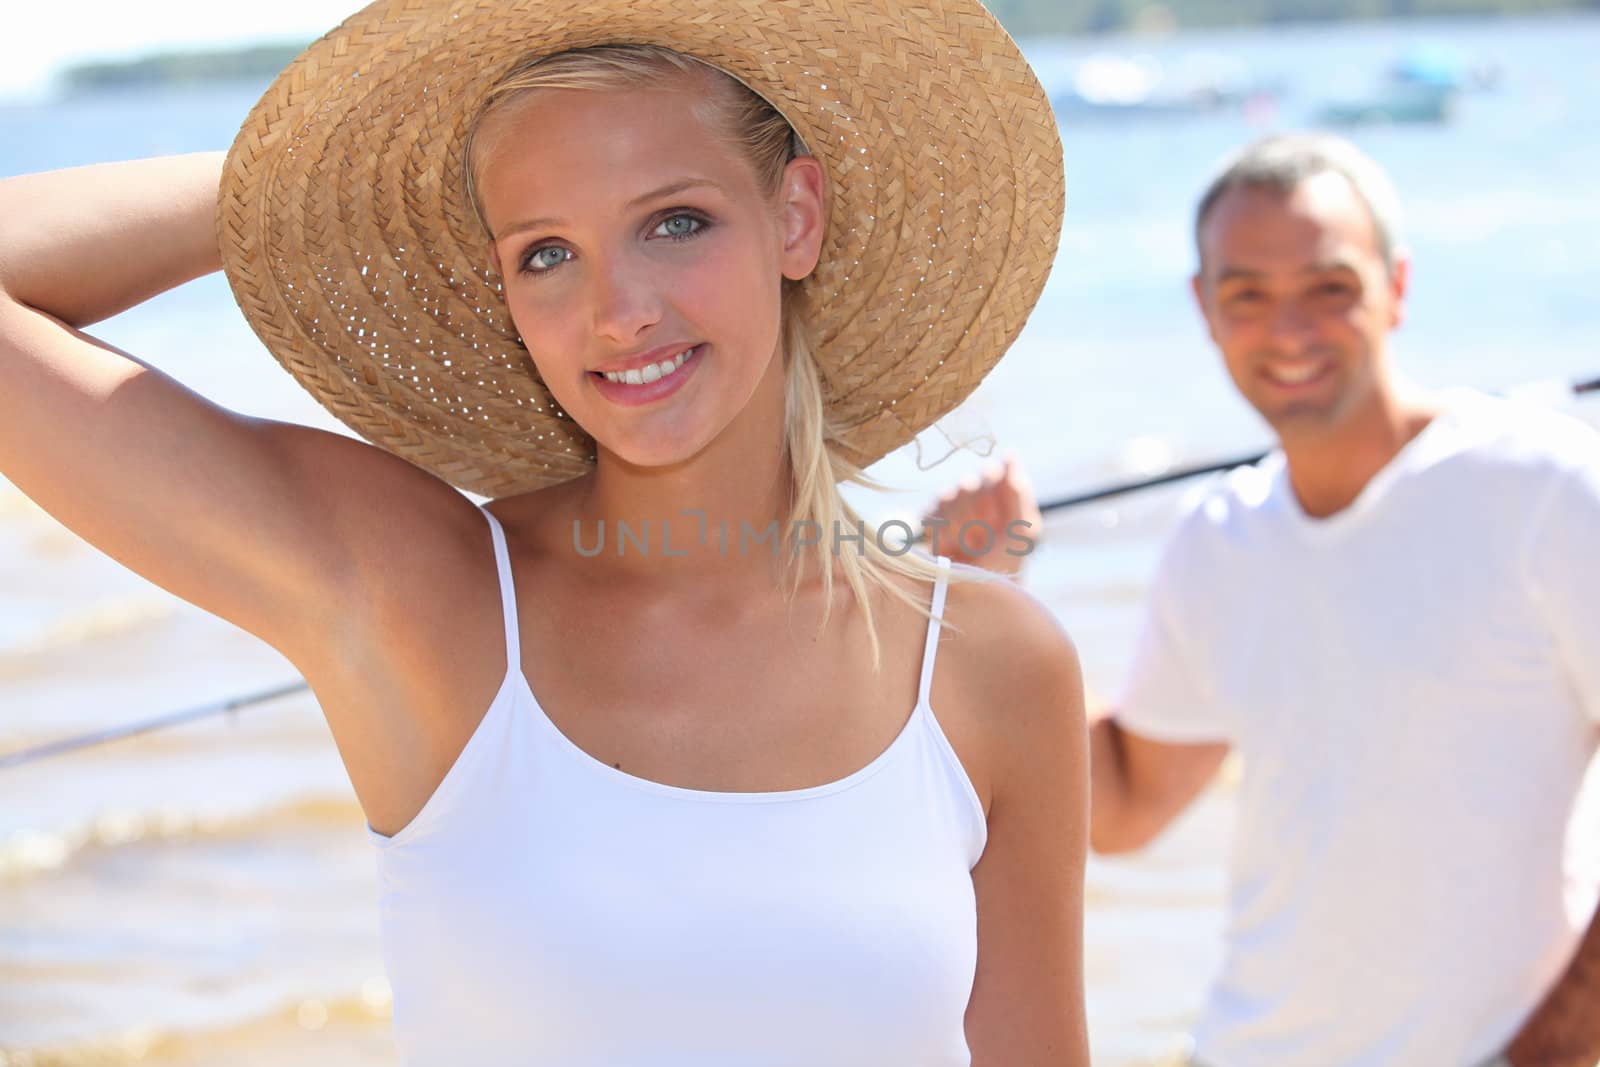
xmin=590 ymin=344 xmax=704 ymax=407
xmin=590 ymin=342 xmax=700 ymax=376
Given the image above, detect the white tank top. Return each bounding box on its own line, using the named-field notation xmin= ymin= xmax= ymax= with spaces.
xmin=367 ymin=508 xmax=988 ymax=1066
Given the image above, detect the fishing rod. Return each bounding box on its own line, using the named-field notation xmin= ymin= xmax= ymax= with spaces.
xmin=0 ymin=680 xmax=309 ymax=771
xmin=4 ymin=373 xmax=1596 ymax=772
xmin=1038 ymin=374 xmax=1600 ymax=514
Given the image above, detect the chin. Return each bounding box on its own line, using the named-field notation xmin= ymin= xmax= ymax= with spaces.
xmin=593 ymin=431 xmax=717 ymax=474
xmin=1245 ymin=378 xmax=1350 ymax=432
xmin=1257 ymin=393 xmax=1357 ymax=436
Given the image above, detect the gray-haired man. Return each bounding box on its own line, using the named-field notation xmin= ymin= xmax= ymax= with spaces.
xmin=931 ymin=134 xmax=1600 ymax=1066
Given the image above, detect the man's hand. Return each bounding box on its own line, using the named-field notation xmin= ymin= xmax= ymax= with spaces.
xmin=922 ymin=452 xmax=1043 ymax=577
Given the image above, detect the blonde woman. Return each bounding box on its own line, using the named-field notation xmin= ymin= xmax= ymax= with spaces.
xmin=0 ymin=1 xmax=1086 ymax=1062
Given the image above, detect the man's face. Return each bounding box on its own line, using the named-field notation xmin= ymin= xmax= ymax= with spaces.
xmin=1192 ymin=172 xmax=1408 ymax=438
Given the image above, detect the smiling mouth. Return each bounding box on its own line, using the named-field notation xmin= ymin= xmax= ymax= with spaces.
xmin=1261 ymin=361 xmax=1330 ymax=387
xmin=592 ymin=345 xmax=701 ymax=386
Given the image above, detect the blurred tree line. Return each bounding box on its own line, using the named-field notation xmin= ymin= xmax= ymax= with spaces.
xmin=62 ymin=44 xmax=309 ymax=91
xmin=59 ymin=0 xmax=1596 ymax=90
xmin=987 ymin=0 xmax=1592 ymax=35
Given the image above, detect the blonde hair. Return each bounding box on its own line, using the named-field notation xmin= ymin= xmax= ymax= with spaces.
xmin=465 ymin=45 xmax=985 ymax=668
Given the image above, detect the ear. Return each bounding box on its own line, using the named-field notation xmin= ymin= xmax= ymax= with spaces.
xmin=1189 ymin=271 xmax=1221 ymax=345
xmin=1387 ymin=250 xmax=1411 ymax=330
xmin=777 ymin=156 xmax=827 ymax=282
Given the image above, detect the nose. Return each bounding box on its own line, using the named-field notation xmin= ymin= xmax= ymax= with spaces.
xmin=588 ymin=253 xmax=663 ymax=344
xmin=1266 ymin=297 xmax=1317 ymax=355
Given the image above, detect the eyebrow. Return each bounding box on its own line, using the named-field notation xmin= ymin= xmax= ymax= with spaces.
xmin=1213 ymin=261 xmax=1361 ymax=284
xmin=495 ymin=178 xmax=725 ymax=240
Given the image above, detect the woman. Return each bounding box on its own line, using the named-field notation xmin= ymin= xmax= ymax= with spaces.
xmin=0 ymin=0 xmax=1086 ymax=1062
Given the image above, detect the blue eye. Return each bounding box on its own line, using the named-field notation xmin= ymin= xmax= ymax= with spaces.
xmin=654 ymin=214 xmax=705 ymax=240
xmin=523 ymin=245 xmax=571 ymax=274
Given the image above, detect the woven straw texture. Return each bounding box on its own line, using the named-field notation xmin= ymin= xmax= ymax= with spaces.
xmin=218 ymin=0 xmax=1064 ymax=497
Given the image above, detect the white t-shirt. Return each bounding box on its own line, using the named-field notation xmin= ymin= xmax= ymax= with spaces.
xmin=1118 ymin=389 xmax=1600 ymax=1067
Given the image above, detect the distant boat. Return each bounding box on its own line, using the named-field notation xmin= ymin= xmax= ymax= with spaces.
xmin=1315 ymin=82 xmax=1458 ymax=126
xmin=1051 ymin=52 xmax=1281 ymax=120
xmin=1312 ymin=42 xmax=1500 ymax=127
xmin=1390 ymin=44 xmax=1502 ymax=92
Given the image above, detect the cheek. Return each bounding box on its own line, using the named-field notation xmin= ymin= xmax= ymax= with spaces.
xmin=675 ymin=260 xmax=741 ymax=324
xmin=681 ymin=242 xmax=784 ymax=351
xmin=1304 ymin=307 xmax=1372 ymax=358
xmin=1346 ymin=301 xmax=1388 ymax=337
xmin=1219 ymin=347 xmax=1258 ymax=387
xmin=1210 ymin=317 xmax=1262 ymax=362
xmin=497 ymin=292 xmax=592 ymax=416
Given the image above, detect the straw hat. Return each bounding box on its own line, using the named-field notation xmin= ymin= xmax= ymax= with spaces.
xmin=217 ymin=0 xmax=1064 ymax=497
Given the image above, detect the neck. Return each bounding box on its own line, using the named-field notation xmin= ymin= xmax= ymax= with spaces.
xmin=573 ymin=360 xmax=794 ymax=582
xmin=1279 ymin=378 xmax=1440 ymax=519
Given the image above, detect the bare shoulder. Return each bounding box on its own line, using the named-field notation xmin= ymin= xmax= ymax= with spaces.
xmin=932 ymin=565 xmax=1087 ymax=817
xmin=941 ymin=567 xmax=1082 ymax=687
xmin=936 ymin=567 xmax=1090 ymax=1063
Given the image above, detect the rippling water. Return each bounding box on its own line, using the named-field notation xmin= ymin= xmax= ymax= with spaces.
xmin=3 ymin=12 xmax=1599 ymax=1065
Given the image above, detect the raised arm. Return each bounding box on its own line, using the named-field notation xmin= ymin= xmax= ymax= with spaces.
xmin=0 ymin=154 xmax=475 ymax=668
xmin=0 ymin=153 xmax=227 ymax=327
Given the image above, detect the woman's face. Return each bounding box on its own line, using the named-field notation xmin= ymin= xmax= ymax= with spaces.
xmin=475 ymin=82 xmax=825 ymax=471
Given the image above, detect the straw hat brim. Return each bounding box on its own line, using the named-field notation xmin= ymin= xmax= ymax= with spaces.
xmin=217 ymin=0 xmax=1065 ymax=497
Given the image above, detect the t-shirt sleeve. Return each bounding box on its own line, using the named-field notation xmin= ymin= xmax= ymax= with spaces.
xmin=1523 ymin=454 xmax=1600 ymax=724
xmin=1114 ymin=527 xmax=1235 ymax=744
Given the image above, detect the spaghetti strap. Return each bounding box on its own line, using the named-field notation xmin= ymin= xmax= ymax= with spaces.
xmin=916 ymin=556 xmax=951 ymax=708
xmin=479 ymin=508 xmax=521 ymax=673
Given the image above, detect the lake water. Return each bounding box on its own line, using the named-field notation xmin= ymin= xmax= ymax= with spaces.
xmin=2 ymin=11 xmax=1598 ymax=1065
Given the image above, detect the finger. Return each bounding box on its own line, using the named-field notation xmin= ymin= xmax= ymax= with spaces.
xmin=1002 ymin=451 xmax=1030 ymax=490
xmin=1002 ymin=452 xmax=1040 ymax=507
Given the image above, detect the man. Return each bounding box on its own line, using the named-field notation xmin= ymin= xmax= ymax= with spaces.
xmin=929 ymin=134 xmax=1600 ymax=1066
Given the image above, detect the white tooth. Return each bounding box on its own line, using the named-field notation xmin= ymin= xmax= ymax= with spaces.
xmin=602 ymin=349 xmax=694 ymax=386
xmin=1270 ymin=363 xmax=1319 ymax=384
